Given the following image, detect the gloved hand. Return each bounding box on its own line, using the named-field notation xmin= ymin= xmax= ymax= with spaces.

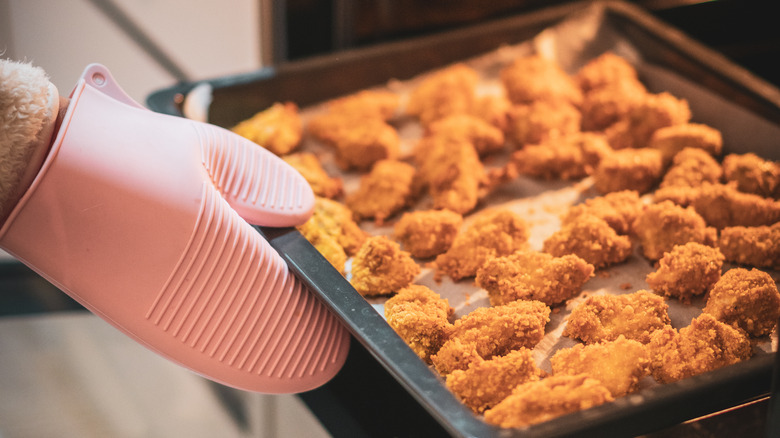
xmin=0 ymin=63 xmax=349 ymax=393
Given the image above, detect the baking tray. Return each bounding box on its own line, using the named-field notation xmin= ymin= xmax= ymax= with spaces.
xmin=147 ymin=2 xmax=780 ymax=436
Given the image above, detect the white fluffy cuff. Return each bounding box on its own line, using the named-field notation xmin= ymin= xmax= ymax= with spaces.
xmin=0 ymin=59 xmax=60 ymax=222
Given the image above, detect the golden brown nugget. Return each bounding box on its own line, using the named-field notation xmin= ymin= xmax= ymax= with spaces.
xmin=414 ymin=136 xmax=484 ymax=214
xmin=543 ymin=214 xmax=633 ymax=269
xmin=231 ymin=102 xmax=302 ymax=155
xmin=431 ymin=300 xmax=550 ymax=375
xmin=507 ymin=100 xmax=581 ymax=147
xmin=350 ymin=236 xmax=420 ymax=297
xmin=333 ymin=118 xmax=401 ymax=171
xmin=563 ymin=290 xmax=671 ymax=344
xmin=483 ymin=374 xmax=613 ymax=428
xmin=471 ymin=94 xmax=512 ymax=132
xmin=722 ymin=152 xmax=780 ymax=199
xmin=703 ymin=267 xmax=780 ymax=337
xmin=282 ymin=152 xmax=343 ymax=199
xmin=393 ymin=209 xmax=463 ymax=259
xmin=550 ymin=335 xmax=650 ymax=398
xmin=500 ymin=54 xmax=583 ymax=106
xmin=511 ymin=132 xmax=612 ymax=180
xmin=659 ymin=147 xmax=723 ymax=189
xmin=308 ymin=197 xmax=368 ymax=256
xmin=593 ymin=147 xmax=664 ymax=195
xmin=385 ymin=285 xmax=454 ymax=363
xmin=648 ymin=123 xmax=723 ymax=165
xmin=653 ymin=183 xmax=780 ymax=229
xmin=648 ymin=313 xmax=752 ymax=383
xmin=575 ymin=52 xmax=641 ymax=94
xmin=645 ymin=242 xmax=725 ymax=304
xmin=446 ymin=348 xmax=543 ymax=414
xmin=406 ymin=63 xmax=479 ymax=126
xmin=605 ymin=92 xmax=691 ymax=150
xmin=297 ymin=219 xmax=348 ymax=274
xmin=632 ymin=200 xmax=717 ymax=261
xmin=426 ymin=113 xmax=505 ymax=156
xmin=718 ymin=223 xmax=780 ymax=270
xmin=325 ymin=89 xmax=400 ymax=120
xmin=580 ymin=78 xmax=647 ymax=132
xmin=560 ymin=190 xmax=643 ymax=235
xmin=476 ymin=249 xmax=594 ymax=306
xmin=345 ymin=159 xmax=417 ymax=225
xmin=435 ymin=209 xmax=529 ymax=281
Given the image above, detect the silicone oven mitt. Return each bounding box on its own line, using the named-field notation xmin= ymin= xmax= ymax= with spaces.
xmin=0 ymin=64 xmax=349 ymax=393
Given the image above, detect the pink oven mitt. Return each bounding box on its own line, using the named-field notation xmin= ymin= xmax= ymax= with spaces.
xmin=0 ymin=64 xmax=349 ymax=393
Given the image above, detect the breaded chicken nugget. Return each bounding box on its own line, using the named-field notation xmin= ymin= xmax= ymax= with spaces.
xmin=653 ymin=183 xmax=780 ymax=229
xmin=282 ymin=152 xmax=343 ymax=199
xmin=393 ymin=209 xmax=463 ymax=259
xmin=297 ymin=219 xmax=348 ymax=274
xmin=645 ymin=242 xmax=725 ymax=303
xmin=435 ymin=209 xmax=529 ymax=281
xmin=445 ymin=348 xmax=543 ymax=414
xmin=605 ymin=92 xmax=691 ymax=150
xmin=476 ymin=249 xmax=594 ymax=306
xmin=350 ymin=236 xmax=420 ymax=296
xmin=722 ymin=152 xmax=780 ymax=199
xmin=550 ymin=335 xmax=650 ymax=397
xmin=500 ymin=54 xmax=583 ymax=106
xmin=471 ymin=94 xmax=512 ymax=132
xmin=560 ymin=190 xmax=643 ymax=235
xmin=483 ymin=374 xmax=613 ymax=428
xmin=648 ymin=123 xmax=723 ymax=165
xmin=231 ymin=102 xmax=302 ymax=155
xmin=563 ymin=290 xmax=671 ymax=344
xmin=385 ymin=285 xmax=454 ymax=363
xmin=593 ymin=147 xmax=664 ymax=195
xmin=659 ymin=147 xmax=723 ymax=189
xmin=333 ymin=118 xmax=402 ymax=171
xmin=575 ymin=52 xmax=641 ymax=94
xmin=307 ymin=197 xmax=368 ymax=256
xmin=543 ymin=214 xmax=633 ymax=269
xmin=648 ymin=313 xmax=752 ymax=383
xmin=580 ymin=78 xmax=647 ymax=132
xmin=431 ymin=300 xmax=550 ymax=375
xmin=507 ymin=100 xmax=581 ymax=147
xmin=632 ymin=200 xmax=717 ymax=261
xmin=414 ymin=136 xmax=484 ymax=214
xmin=511 ymin=132 xmax=612 ymax=180
xmin=406 ymin=63 xmax=479 ymax=126
xmin=427 ymin=113 xmax=505 ymax=156
xmin=703 ymin=267 xmax=780 ymax=337
xmin=718 ymin=223 xmax=780 ymax=270
xmin=345 ymin=159 xmax=417 ymax=225
xmin=326 ymin=89 xmax=400 ymax=120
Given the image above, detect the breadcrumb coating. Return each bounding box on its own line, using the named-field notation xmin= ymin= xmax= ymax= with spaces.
xmin=346 ymin=159 xmax=417 ymax=225
xmin=406 ymin=63 xmax=479 ymax=126
xmin=471 ymin=94 xmax=512 ymax=132
xmin=648 ymin=123 xmax=723 ymax=165
xmin=580 ymin=78 xmax=647 ymax=132
xmin=282 ymin=152 xmax=343 ymax=199
xmin=427 ymin=113 xmax=505 ymax=156
xmin=722 ymin=152 xmax=780 ymax=199
xmin=446 ymin=348 xmax=543 ymax=414
xmin=297 ymin=219 xmax=348 ymax=274
xmin=659 ymin=147 xmax=723 ymax=189
xmin=307 ymin=197 xmax=368 ymax=256
xmin=575 ymin=52 xmax=641 ymax=94
xmin=605 ymin=92 xmax=691 ymax=150
xmin=703 ymin=267 xmax=780 ymax=337
xmin=647 ymin=313 xmax=752 ymax=383
xmin=550 ymin=335 xmax=650 ymax=397
xmin=560 ymin=190 xmax=643 ymax=235
xmin=543 ymin=214 xmax=633 ymax=269
xmin=718 ymin=223 xmax=780 ymax=270
xmin=483 ymin=374 xmax=613 ymax=428
xmin=593 ymin=147 xmax=664 ymax=195
xmin=435 ymin=209 xmax=529 ymax=281
xmin=511 ymin=132 xmax=612 ymax=180
xmin=385 ymin=285 xmax=454 ymax=363
xmin=431 ymin=300 xmax=550 ymax=375
xmin=563 ymin=290 xmax=671 ymax=344
xmin=414 ymin=135 xmax=484 ymax=214
xmin=476 ymin=249 xmax=594 ymax=306
xmin=393 ymin=209 xmax=463 ymax=259
xmin=326 ymin=89 xmax=400 ymax=120
xmin=507 ymin=100 xmax=581 ymax=147
xmin=350 ymin=236 xmax=420 ymax=296
xmin=645 ymin=242 xmax=725 ymax=303
xmin=500 ymin=54 xmax=583 ymax=106
xmin=231 ymin=102 xmax=302 ymax=155
xmin=632 ymin=200 xmax=717 ymax=261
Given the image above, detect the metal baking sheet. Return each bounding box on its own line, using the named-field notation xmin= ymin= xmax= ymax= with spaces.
xmin=147 ymin=2 xmax=780 ymax=436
